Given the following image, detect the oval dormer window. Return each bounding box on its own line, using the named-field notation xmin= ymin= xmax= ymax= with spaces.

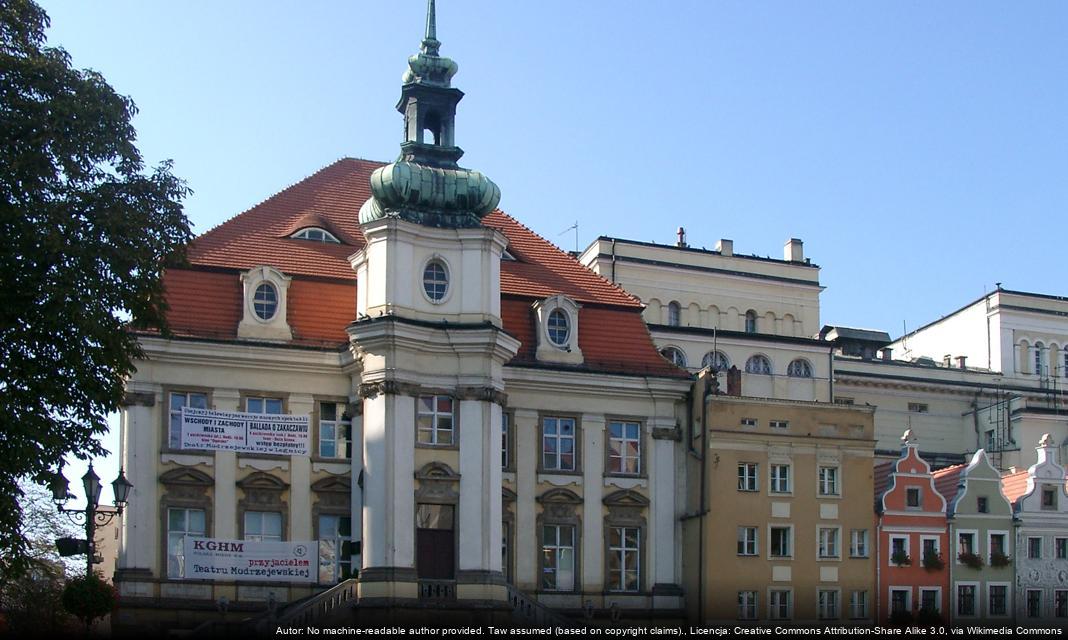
xmin=253 ymin=283 xmax=278 ymax=320
xmin=423 ymin=260 xmax=448 ymax=302
xmin=547 ymin=309 xmax=570 ymax=347
xmin=291 ymin=227 xmax=340 ymax=243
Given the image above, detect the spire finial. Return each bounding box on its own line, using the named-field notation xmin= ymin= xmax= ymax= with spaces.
xmin=421 ymin=0 xmax=441 ymax=56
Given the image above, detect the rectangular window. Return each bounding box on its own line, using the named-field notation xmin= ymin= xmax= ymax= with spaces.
xmin=958 ymin=532 xmax=976 ymax=556
xmin=818 ymin=590 xmax=839 ymax=620
xmin=737 ymin=527 xmax=758 ymax=556
xmin=985 ymin=429 xmax=996 ymax=451
xmin=738 ymin=463 xmax=758 ymax=492
xmin=989 ymin=585 xmax=1008 ymax=617
xmin=989 ymin=533 xmax=1006 ymax=557
xmin=246 ymin=396 xmax=283 ymax=414
xmin=769 ymin=420 xmax=789 ymax=429
xmin=1027 ymin=590 xmax=1042 ymax=618
xmin=542 ymin=416 xmax=576 ymax=471
xmin=1056 ymin=537 xmax=1067 ymax=560
xmin=890 ymin=589 xmax=909 ymax=615
xmin=770 ymin=526 xmax=791 ymax=558
xmin=607 ymin=526 xmax=640 ymax=592
xmin=1043 ymin=488 xmax=1058 ymax=510
xmin=834 ymin=397 xmax=855 ymax=405
xmin=850 ymin=530 xmax=869 ymax=557
xmin=502 ymin=413 xmax=510 ymax=470
xmin=740 ymin=418 xmax=757 ymax=427
xmin=957 ymin=585 xmax=976 ymax=616
xmin=977 ymin=496 xmax=989 ymax=513
xmin=890 ymin=535 xmax=909 ymax=565
xmin=167 ymin=507 xmax=206 ymax=578
xmin=920 ymin=588 xmax=939 ymax=614
xmin=318 ymin=401 xmax=351 ymax=459
xmin=168 ymin=391 xmax=208 ymax=449
xmin=906 ymin=487 xmax=921 ymax=508
xmin=770 ymin=464 xmax=791 ymax=493
xmin=318 ymin=514 xmax=352 ymax=581
xmin=737 ymin=591 xmax=758 ymax=620
xmin=818 ymin=527 xmax=839 ymax=559
xmin=908 ymin=402 xmax=929 ymax=413
xmin=849 ymin=591 xmax=868 ymax=619
xmin=541 ymin=524 xmax=575 ymax=591
xmin=417 ymin=395 xmax=454 ymax=446
xmin=1056 ymin=590 xmax=1068 ymax=618
xmin=244 ymin=511 xmax=283 ymax=542
xmin=922 ymin=537 xmax=939 ymax=559
xmin=1029 ymin=537 xmax=1042 ymax=559
xmin=502 ymin=520 xmax=511 ymax=582
xmin=769 ymin=590 xmax=791 ymax=620
xmin=607 ymin=420 xmax=641 ymax=475
xmin=818 ymin=466 xmax=840 ymax=496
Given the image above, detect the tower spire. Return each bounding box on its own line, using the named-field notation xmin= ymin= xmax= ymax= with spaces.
xmin=422 ymin=0 xmax=440 ymax=56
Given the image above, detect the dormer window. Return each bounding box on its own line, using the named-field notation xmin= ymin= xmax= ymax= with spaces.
xmin=532 ymin=294 xmax=583 ymax=365
xmin=547 ymin=310 xmax=570 ymax=346
xmin=291 ymin=227 xmax=340 ymax=243
xmin=238 ymin=266 xmax=293 ymax=341
xmin=253 ymin=283 xmax=278 ymax=320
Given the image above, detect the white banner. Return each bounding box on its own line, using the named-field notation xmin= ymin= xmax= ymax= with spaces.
xmin=183 ymin=537 xmax=317 ymax=582
xmin=180 ymin=407 xmax=310 ymax=456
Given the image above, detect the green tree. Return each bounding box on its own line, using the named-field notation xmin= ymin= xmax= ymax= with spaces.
xmin=0 ymin=0 xmax=191 ymax=578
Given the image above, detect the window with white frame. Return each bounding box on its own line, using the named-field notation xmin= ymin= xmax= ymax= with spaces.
xmin=247 ymin=396 xmax=283 ymax=414
xmin=745 ymin=310 xmax=758 ymax=334
xmin=702 ymin=351 xmax=730 ymax=371
xmin=787 ymin=359 xmax=813 ymax=378
xmin=849 ymin=590 xmax=868 ymax=619
xmin=607 ymin=420 xmax=641 ymax=475
xmin=740 ymin=417 xmax=757 ymax=427
xmin=890 ymin=589 xmax=910 ymax=615
xmin=547 ymin=309 xmax=570 ymax=346
xmin=770 ymin=464 xmax=791 ymax=493
xmin=738 ymin=463 xmax=758 ymax=491
xmin=769 ymin=420 xmax=789 ymax=429
xmin=770 ymin=526 xmax=792 ymax=558
xmin=738 ymin=591 xmax=758 ymax=620
xmin=253 ymin=282 xmax=278 ymax=320
xmin=818 ymin=527 xmax=840 ymax=559
xmin=818 ymin=466 xmax=840 ymax=496
xmin=958 ymin=531 xmax=977 ymax=559
xmin=667 ymin=302 xmax=681 ymax=327
xmin=957 ymin=584 xmax=977 ymax=617
xmin=906 ymin=487 xmax=921 ymax=508
xmin=318 ymin=401 xmax=350 ymax=459
xmin=606 ymin=526 xmax=640 ymax=592
xmin=1028 ymin=537 xmax=1042 ymax=559
xmin=850 ymin=529 xmax=869 ymax=557
xmin=1035 ymin=343 xmax=1046 ymax=376
xmin=542 ymin=416 xmax=576 ymax=471
xmin=167 ymin=507 xmax=206 ymax=578
xmin=738 ymin=527 xmax=758 ymax=556
xmin=818 ymin=589 xmax=839 ymax=620
xmin=417 ymin=395 xmax=454 ymax=445
xmin=890 ymin=535 xmax=909 ymax=565
xmin=168 ymin=391 xmax=208 ymax=449
xmin=422 ymin=259 xmax=449 ymax=302
xmin=244 ymin=511 xmax=283 ymax=542
xmin=745 ymin=355 xmax=772 ymax=375
xmin=920 ymin=588 xmax=939 ymax=614
xmin=989 ymin=532 xmax=1007 ymax=560
xmin=541 ymin=524 xmax=575 ymax=591
xmin=1027 ymin=590 xmax=1042 ymax=618
xmin=661 ymin=347 xmax=687 ymax=368
xmin=921 ymin=536 xmax=940 ymax=565
xmin=769 ymin=590 xmax=791 ymax=620
xmin=1056 ymin=537 xmax=1067 ymax=559
xmin=318 ymin=514 xmax=352 ymax=581
xmin=988 ymin=585 xmax=1008 ymax=617
xmin=291 ymin=227 xmax=340 ymax=243
xmin=1042 ymin=487 xmax=1058 ymax=510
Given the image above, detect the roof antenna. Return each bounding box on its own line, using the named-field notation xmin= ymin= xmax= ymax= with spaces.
xmin=559 ymin=221 xmax=578 ymax=253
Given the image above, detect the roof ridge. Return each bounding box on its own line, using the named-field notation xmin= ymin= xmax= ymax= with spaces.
xmin=932 ymin=462 xmax=967 ymax=477
xmin=495 ymin=212 xmax=644 ymax=307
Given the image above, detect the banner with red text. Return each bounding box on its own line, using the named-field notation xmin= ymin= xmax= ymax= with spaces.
xmin=182 ymin=537 xmax=317 ymax=582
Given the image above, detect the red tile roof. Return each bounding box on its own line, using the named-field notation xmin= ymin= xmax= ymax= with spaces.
xmin=152 ymin=158 xmax=686 ymax=377
xmin=932 ymin=463 xmax=967 ymax=506
xmin=1001 ymin=470 xmax=1030 ymax=506
xmin=873 ymin=460 xmax=895 ymax=502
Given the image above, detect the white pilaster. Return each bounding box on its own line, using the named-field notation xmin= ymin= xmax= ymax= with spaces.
xmin=514 ymin=409 xmax=539 ymax=589
xmin=582 ymin=413 xmax=605 ymax=591
xmin=457 ymin=399 xmax=502 ymax=572
xmin=119 ymin=384 xmax=161 ymax=573
xmin=213 ymin=389 xmax=240 ymax=539
xmin=361 ymin=392 xmax=415 ymax=570
xmin=288 ymin=394 xmax=315 ymax=541
xmin=648 ymin=418 xmax=677 ymax=590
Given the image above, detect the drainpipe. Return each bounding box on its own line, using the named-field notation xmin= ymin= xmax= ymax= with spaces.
xmin=828 ymin=349 xmax=835 ymax=402
xmin=876 ymin=515 xmax=882 ymax=623
xmin=697 ymin=377 xmax=712 ymax=623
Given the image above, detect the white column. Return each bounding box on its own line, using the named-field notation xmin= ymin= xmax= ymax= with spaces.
xmin=119 ymin=384 xmax=161 ymax=573
xmin=361 ymin=392 xmax=415 ymax=570
xmin=514 ymin=409 xmax=538 ymax=589
xmin=457 ymin=399 xmax=502 ymax=573
xmin=648 ymin=418 xmax=678 ymax=591
xmin=581 ymin=413 xmax=605 ymax=592
xmin=288 ymin=394 xmax=314 ymax=542
xmin=350 ymin=394 xmax=364 ymax=570
xmin=213 ymin=389 xmax=240 ymax=539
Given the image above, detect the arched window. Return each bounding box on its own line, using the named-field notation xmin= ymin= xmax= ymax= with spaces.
xmin=787 ymin=359 xmax=813 ymax=378
xmin=745 ymin=355 xmax=772 ymax=375
xmin=702 ymin=351 xmax=730 ymax=371
xmin=667 ymin=302 xmax=681 ymax=327
xmin=745 ymin=310 xmax=758 ymax=334
xmin=660 ymin=347 xmax=687 ymax=368
xmin=1035 ymin=342 xmax=1046 ymax=377
xmin=291 ymin=227 xmax=340 ymax=243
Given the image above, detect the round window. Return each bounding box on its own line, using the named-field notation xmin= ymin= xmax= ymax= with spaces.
xmin=423 ymin=260 xmax=448 ymax=302
xmin=253 ymin=282 xmax=278 ymax=320
xmin=547 ymin=309 xmax=570 ymax=346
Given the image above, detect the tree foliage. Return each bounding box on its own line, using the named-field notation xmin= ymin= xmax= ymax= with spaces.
xmin=0 ymin=0 xmax=191 ymax=578
xmin=62 ymin=573 xmax=117 ymax=630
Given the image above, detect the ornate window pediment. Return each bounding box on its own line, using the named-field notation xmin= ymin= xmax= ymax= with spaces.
xmin=160 ymin=467 xmax=213 ymax=487
xmin=237 ymin=471 xmax=289 ymax=491
xmin=414 ymin=461 xmax=461 ymax=482
xmin=311 ymin=475 xmax=351 ymax=494
xmin=602 ymin=489 xmax=650 ymax=508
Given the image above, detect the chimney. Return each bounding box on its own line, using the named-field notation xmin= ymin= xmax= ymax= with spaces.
xmin=676 ymin=227 xmax=688 ymax=248
xmin=784 ymin=238 xmax=803 ymax=262
xmin=716 ymin=239 xmax=733 ymax=257
xmin=943 ymin=355 xmax=952 ymax=368
xmin=956 ymin=355 xmax=967 ymax=369
xmin=881 ymin=348 xmax=893 ymax=361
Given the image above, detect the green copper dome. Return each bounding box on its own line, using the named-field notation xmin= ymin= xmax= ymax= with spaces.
xmin=359 ymin=0 xmax=500 ymax=229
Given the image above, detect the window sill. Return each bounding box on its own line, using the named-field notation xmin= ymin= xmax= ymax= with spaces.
xmin=415 ymin=442 xmax=459 ymax=451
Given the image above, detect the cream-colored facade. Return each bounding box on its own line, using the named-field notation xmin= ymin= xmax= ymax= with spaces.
xmin=682 ymin=386 xmax=876 ymax=623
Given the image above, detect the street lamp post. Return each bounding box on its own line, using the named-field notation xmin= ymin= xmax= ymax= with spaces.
xmin=51 ymin=464 xmax=133 ymax=575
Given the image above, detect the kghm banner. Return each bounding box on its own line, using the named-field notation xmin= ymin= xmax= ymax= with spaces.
xmin=180 ymin=407 xmax=310 ymax=456
xmin=182 ymin=538 xmax=317 ymax=582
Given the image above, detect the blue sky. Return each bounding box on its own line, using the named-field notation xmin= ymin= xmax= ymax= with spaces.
xmin=37 ymin=1 xmax=1067 ymax=493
